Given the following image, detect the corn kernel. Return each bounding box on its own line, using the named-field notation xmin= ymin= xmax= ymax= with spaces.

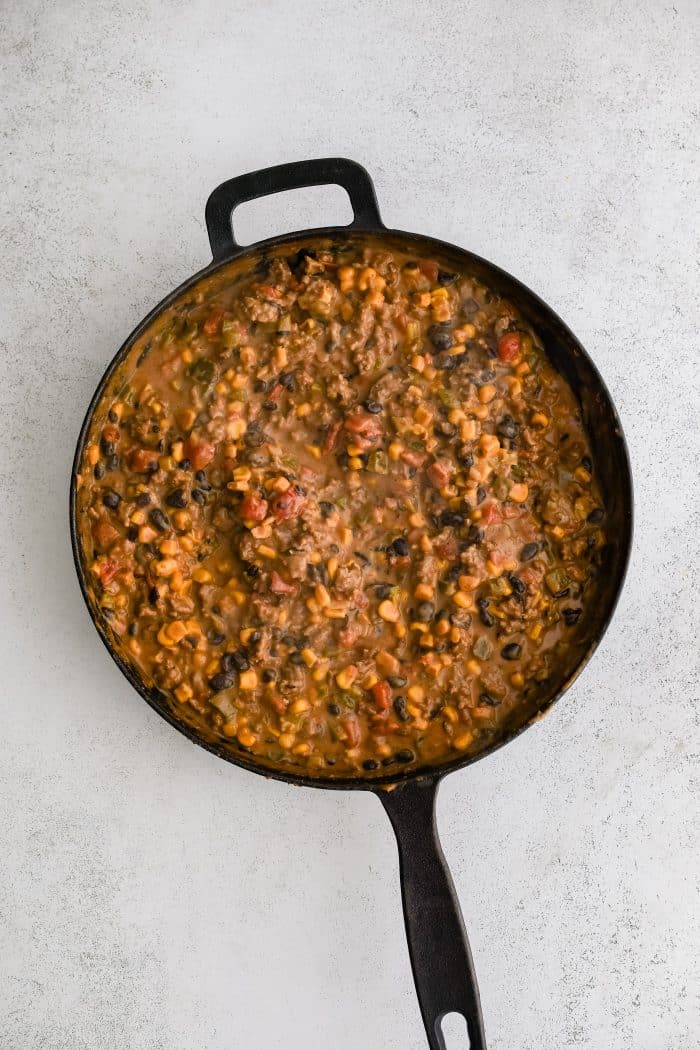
xmin=335 ymin=665 xmax=358 ymax=690
xmin=378 ymin=600 xmax=400 ymax=623
xmin=174 ymin=683 xmax=192 ymax=703
xmin=479 ymin=384 xmax=496 ymax=404
xmin=407 ymin=685 xmax=425 ymax=703
xmin=192 ymin=567 xmax=212 ymax=583
xmin=454 ymin=732 xmax=474 ymax=750
xmin=239 ymin=670 xmax=258 ymax=690
xmin=237 ymin=727 xmax=256 ymax=748
xmin=531 ymin=411 xmax=549 ymax=428
xmin=289 ymin=698 xmax=310 ymax=714
xmin=279 ymin=732 xmax=296 ymax=749
xmin=453 ymin=590 xmax=473 ymax=609
xmin=414 ymin=582 xmax=434 ymax=601
xmin=442 ymin=705 xmax=459 ymax=724
xmin=258 ymin=545 xmax=276 ymax=559
xmin=509 ymin=482 xmax=529 ymax=503
xmin=466 ymin=659 xmax=481 ymax=675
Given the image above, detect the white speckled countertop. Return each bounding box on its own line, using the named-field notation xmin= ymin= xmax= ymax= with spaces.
xmin=1 ymin=3 xmax=698 ymax=1048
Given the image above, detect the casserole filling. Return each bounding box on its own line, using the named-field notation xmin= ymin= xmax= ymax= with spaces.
xmin=76 ymin=240 xmax=606 ymax=775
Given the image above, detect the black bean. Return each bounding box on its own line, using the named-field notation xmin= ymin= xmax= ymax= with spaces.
xmin=435 ymin=351 xmax=467 ymax=371
xmin=457 ymin=447 xmax=474 ymax=468
xmin=148 ymin=586 xmax=159 ymax=605
xmin=476 ymin=486 xmax=487 ymax=504
xmin=261 ymin=668 xmax=277 ymax=683
xmin=166 ymin=487 xmax=188 ymax=508
xmin=127 ymin=622 xmax=138 ymax=637
xmin=93 ymin=462 xmax=106 ymax=480
xmin=374 ymin=583 xmax=392 ymax=599
xmin=179 ymin=458 xmax=191 ymax=471
xmin=508 ymin=573 xmax=526 ymax=596
xmin=222 ymin=650 xmax=249 ymax=673
xmin=479 ymin=692 xmax=500 ymax=707
xmin=254 ymin=379 xmax=268 ymax=393
xmin=136 ymin=491 xmax=151 ymax=507
xmin=501 ymin=643 xmax=522 ymax=660
xmin=363 ymin=400 xmax=382 ymax=414
xmin=553 ymin=586 xmax=570 ymax=599
xmin=387 ymin=675 xmax=408 ymax=688
xmin=289 ymin=651 xmax=305 ymax=665
xmin=416 ymin=601 xmax=435 ymax=622
xmin=581 ymin=456 xmax=592 ymax=473
xmin=396 ymin=748 xmax=415 ymax=763
xmin=106 ymin=454 xmax=120 ymax=471
xmin=437 ymin=270 xmax=458 ymax=285
xmin=208 ymin=631 xmax=226 ymax=646
xmin=390 ymin=537 xmax=410 ymax=557
xmin=102 ymin=489 xmax=121 ymax=509
xmin=319 ymin=501 xmax=334 ymax=518
xmin=101 ymin=438 xmax=115 ymax=456
xmin=262 ymin=400 xmax=277 ymax=411
xmin=149 ymin=508 xmax=170 ymax=532
xmin=520 ymin=542 xmax=539 ymax=561
xmin=107 ymin=409 xmax=118 ymax=423
xmin=354 ymin=550 xmax=371 ymax=566
xmin=563 ymin=607 xmax=582 ymax=626
xmin=479 ymin=608 xmax=495 ymax=628
xmin=291 ymin=247 xmax=317 ymax=277
xmin=126 ymin=525 xmax=139 ymax=541
xmin=244 ymin=562 xmax=261 ymax=578
xmin=191 ymin=488 xmax=206 ymax=505
xmin=587 ymin=508 xmax=604 ymax=524
xmin=463 ymin=524 xmax=484 ymax=548
xmin=497 ymin=415 xmax=518 ymax=439
xmin=278 ymin=371 xmax=296 ymax=391
xmin=363 ymin=759 xmax=379 ymax=771
xmin=427 ymin=324 xmax=453 ymax=350
xmin=439 ymin=510 xmax=464 ymax=528
xmin=245 ymin=427 xmax=266 ymax=448
xmin=327 ymin=703 xmax=341 ymax=716
xmin=209 ymin=672 xmax=235 ymax=692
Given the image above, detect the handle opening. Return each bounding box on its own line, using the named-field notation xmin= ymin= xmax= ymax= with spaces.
xmin=231 ymin=183 xmax=354 ymax=247
xmin=439 ymin=1011 xmax=471 ymax=1049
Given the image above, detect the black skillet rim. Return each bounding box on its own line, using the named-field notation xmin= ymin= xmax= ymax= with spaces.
xmin=69 ymin=226 xmax=633 ymax=791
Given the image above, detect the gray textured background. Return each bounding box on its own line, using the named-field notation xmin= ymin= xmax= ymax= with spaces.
xmin=1 ymin=2 xmax=698 ymax=1048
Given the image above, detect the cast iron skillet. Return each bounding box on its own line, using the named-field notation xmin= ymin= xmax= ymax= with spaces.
xmin=70 ymin=158 xmax=633 ymax=1049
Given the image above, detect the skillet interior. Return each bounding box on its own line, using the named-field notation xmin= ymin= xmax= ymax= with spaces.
xmin=71 ymin=228 xmax=632 ymax=789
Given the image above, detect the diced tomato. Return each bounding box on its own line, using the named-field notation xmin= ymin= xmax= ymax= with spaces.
xmin=497 ymin=332 xmax=522 ymax=363
xmin=481 ymin=501 xmax=503 ymax=525
xmin=128 ymin=447 xmax=159 ymax=473
xmin=102 ymin=424 xmax=120 ymax=444
xmin=341 ymin=716 xmax=361 ymax=748
xmin=93 ymin=521 xmax=120 ymax=550
xmin=323 ymin=422 xmax=342 ymax=453
xmin=427 ymin=458 xmax=453 ymax=488
xmin=270 ymin=571 xmax=296 ymax=595
xmin=97 ymin=557 xmax=120 ymax=584
xmin=487 ymin=548 xmax=504 ymax=566
xmin=371 ymin=681 xmax=392 ymax=711
xmin=203 ymin=305 xmax=225 ymax=335
xmin=256 ymin=284 xmax=282 ymax=301
xmin=401 ymin=449 xmax=428 ymax=468
xmin=184 ymin=437 xmax=215 ymax=471
xmin=418 ymin=259 xmax=439 ymax=282
xmin=271 ymin=486 xmax=305 ymax=520
xmin=503 ymin=504 xmax=527 ymax=520
xmin=240 ymin=494 xmax=269 ymax=522
xmin=266 ymin=383 xmax=284 ymax=404
xmin=269 ymin=694 xmax=288 ymax=714
xmin=344 ymin=412 xmax=382 ymax=450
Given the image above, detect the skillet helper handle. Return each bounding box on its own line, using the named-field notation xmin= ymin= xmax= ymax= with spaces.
xmin=379 ymin=779 xmax=486 ymax=1050
xmin=205 ymin=157 xmax=384 ymax=262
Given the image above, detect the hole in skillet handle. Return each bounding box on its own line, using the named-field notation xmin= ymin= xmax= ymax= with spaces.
xmin=204 ymin=157 xmax=385 ymax=262
xmin=232 ymin=184 xmax=354 ymax=246
xmin=440 ymin=1011 xmax=471 ymax=1049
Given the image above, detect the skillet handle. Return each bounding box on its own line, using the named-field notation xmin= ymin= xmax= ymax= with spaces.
xmin=378 ymin=778 xmax=486 ymax=1050
xmin=205 ymin=157 xmax=384 ymax=262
